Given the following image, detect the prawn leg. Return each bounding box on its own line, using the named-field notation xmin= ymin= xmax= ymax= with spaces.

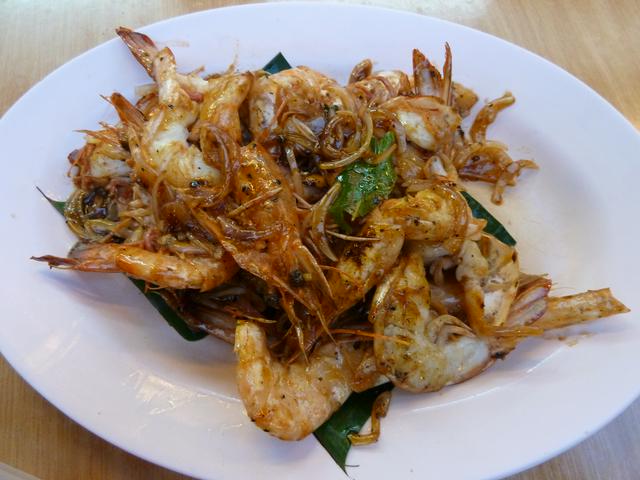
xmin=116 ymin=27 xmax=158 ymax=76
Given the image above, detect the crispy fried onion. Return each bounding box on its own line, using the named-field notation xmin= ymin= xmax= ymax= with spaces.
xmin=319 ymin=108 xmax=373 ymax=169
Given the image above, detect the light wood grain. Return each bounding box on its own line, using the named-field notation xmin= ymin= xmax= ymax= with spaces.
xmin=1 ymin=1 xmax=638 ymax=479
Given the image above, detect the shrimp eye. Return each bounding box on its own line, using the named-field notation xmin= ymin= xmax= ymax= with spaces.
xmin=289 ymin=269 xmax=306 ymax=287
xmin=265 ymin=293 xmax=280 ymax=308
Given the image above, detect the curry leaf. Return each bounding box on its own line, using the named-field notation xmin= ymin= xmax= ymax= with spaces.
xmin=38 ymin=188 xmax=206 ymax=341
xmin=36 ymin=187 xmax=66 ymax=215
xmin=314 ymin=382 xmax=394 ymax=471
xmin=370 ymin=131 xmax=395 ymax=155
xmin=329 ymin=133 xmax=397 ymax=234
xmin=129 ymin=279 xmax=207 ymax=341
xmin=263 ymin=52 xmax=292 ymax=74
xmin=460 ymin=191 xmax=516 ymax=246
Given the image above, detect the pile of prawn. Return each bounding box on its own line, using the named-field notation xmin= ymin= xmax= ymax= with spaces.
xmin=34 ymin=28 xmax=629 ymax=442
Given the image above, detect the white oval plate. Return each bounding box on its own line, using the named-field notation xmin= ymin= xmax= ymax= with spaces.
xmin=1 ymin=3 xmax=639 ymax=480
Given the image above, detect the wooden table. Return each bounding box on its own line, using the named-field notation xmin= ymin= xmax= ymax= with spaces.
xmin=1 ymin=1 xmax=638 ymax=479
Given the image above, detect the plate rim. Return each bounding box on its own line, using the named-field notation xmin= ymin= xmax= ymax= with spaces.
xmin=1 ymin=3 xmax=639 ymax=479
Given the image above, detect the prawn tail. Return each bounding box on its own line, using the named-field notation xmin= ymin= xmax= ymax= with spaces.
xmin=115 ymin=27 xmax=158 ymax=77
xmin=412 ymin=48 xmax=441 ymax=97
xmin=533 ymin=288 xmax=629 ymax=331
xmin=109 ymin=92 xmax=146 ymax=131
xmin=442 ymin=42 xmax=453 ymax=106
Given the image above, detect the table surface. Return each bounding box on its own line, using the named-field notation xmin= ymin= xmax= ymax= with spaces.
xmin=1 ymin=1 xmax=639 ymax=479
